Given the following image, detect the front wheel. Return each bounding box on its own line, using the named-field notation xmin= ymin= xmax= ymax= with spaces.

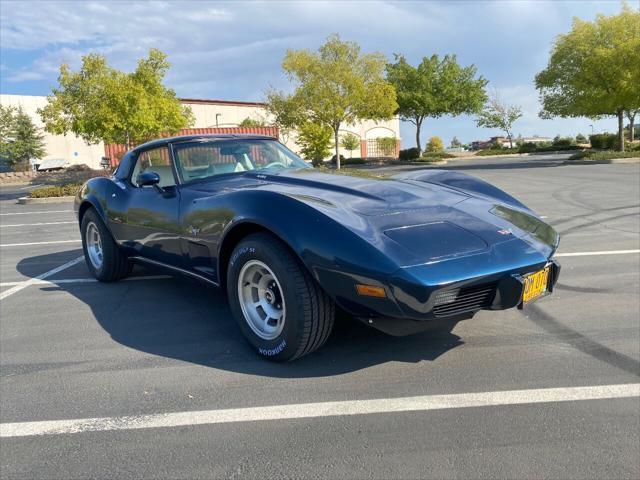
xmin=81 ymin=208 xmax=132 ymax=282
xmin=227 ymin=233 xmax=335 ymax=361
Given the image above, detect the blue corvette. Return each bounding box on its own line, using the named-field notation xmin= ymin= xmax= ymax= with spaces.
xmin=75 ymin=134 xmax=560 ymax=361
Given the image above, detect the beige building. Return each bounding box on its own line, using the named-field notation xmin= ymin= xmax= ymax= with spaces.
xmin=1 ymin=94 xmax=401 ymax=168
xmin=1 ymin=94 xmax=106 ymax=169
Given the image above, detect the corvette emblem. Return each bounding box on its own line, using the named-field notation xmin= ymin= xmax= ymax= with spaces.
xmin=497 ymin=229 xmax=512 ymax=235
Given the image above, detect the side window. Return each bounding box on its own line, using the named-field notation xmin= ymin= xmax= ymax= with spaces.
xmin=174 ymin=144 xmax=249 ymax=183
xmin=131 ymin=147 xmax=175 ymax=188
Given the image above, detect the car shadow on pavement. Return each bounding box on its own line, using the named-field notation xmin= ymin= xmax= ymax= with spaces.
xmin=17 ymin=251 xmax=464 ymax=377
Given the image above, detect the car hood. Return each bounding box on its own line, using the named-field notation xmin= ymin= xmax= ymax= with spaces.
xmin=190 ymin=168 xmax=558 ymax=265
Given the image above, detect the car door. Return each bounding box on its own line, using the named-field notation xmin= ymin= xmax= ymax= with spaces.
xmin=113 ymin=145 xmax=184 ymax=267
xmin=172 ymin=140 xmax=253 ymax=280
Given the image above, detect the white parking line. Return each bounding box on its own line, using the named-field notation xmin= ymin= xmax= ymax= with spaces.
xmin=0 ymin=221 xmax=76 ymax=228
xmin=0 ymin=210 xmax=72 ymax=216
xmin=0 ymin=239 xmax=81 ymax=247
xmin=1 ymin=383 xmax=637 ymax=438
xmin=0 ymin=275 xmax=171 ymax=287
xmin=556 ymin=249 xmax=640 ymax=257
xmin=0 ymin=256 xmax=84 ymax=301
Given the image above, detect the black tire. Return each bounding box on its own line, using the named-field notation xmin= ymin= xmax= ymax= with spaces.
xmin=227 ymin=232 xmax=335 ymax=361
xmin=81 ymin=208 xmax=132 ymax=282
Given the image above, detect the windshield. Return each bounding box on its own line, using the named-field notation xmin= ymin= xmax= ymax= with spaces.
xmin=172 ymin=139 xmax=310 ymax=184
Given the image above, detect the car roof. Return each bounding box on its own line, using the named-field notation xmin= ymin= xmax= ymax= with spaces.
xmin=132 ymin=134 xmax=277 ymax=152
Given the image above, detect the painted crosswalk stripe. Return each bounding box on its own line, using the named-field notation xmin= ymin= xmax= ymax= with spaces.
xmin=1 ymin=384 xmax=638 ymax=438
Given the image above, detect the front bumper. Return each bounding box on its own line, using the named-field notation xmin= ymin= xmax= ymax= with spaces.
xmin=352 ymin=259 xmax=561 ymax=336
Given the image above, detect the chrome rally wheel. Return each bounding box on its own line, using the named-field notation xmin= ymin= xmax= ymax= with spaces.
xmin=85 ymin=221 xmax=104 ymax=269
xmin=80 ymin=208 xmax=131 ymax=282
xmin=238 ymin=260 xmax=286 ymax=340
xmin=227 ymin=232 xmax=335 ymax=361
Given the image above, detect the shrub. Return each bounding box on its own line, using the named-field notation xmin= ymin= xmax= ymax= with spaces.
xmin=425 ymin=136 xmax=444 ymax=152
xmin=569 ymin=150 xmax=639 ymax=161
xmin=552 ymin=135 xmax=575 ymax=147
xmin=518 ymin=142 xmax=538 ymax=153
xmin=29 ymin=183 xmax=82 ymax=198
xmin=398 ymin=148 xmax=420 ymax=160
xmin=475 ymin=149 xmax=518 ymax=156
xmin=589 ymin=133 xmax=618 ymax=150
xmin=341 ymin=157 xmax=366 ymax=165
xmin=330 ymin=154 xmax=346 ymax=164
xmin=421 ymin=151 xmax=455 ymax=159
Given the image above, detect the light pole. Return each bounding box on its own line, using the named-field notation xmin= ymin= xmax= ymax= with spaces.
xmin=589 ymin=124 xmax=594 ymax=135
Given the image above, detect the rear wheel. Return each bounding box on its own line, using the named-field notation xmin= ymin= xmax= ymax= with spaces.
xmin=227 ymin=233 xmax=335 ymax=361
xmin=81 ymin=208 xmax=131 ymax=282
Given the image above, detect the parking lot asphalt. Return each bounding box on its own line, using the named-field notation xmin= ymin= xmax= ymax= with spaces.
xmin=1 ymin=160 xmax=639 ymax=479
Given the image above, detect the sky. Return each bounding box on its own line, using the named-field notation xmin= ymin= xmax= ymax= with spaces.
xmin=0 ymin=0 xmax=629 ymax=148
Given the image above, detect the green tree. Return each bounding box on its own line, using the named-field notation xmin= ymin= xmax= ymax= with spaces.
xmin=535 ymin=6 xmax=640 ymax=152
xmin=278 ymin=34 xmax=397 ymax=169
xmin=239 ymin=117 xmax=267 ymax=127
xmin=39 ymin=49 xmax=193 ymax=149
xmin=264 ymin=89 xmax=304 ymax=144
xmin=0 ymin=104 xmax=15 ymax=161
xmin=426 ymin=136 xmax=444 ymax=152
xmin=476 ymin=90 xmax=523 ymax=148
xmin=386 ymin=54 xmax=487 ymax=155
xmin=340 ymin=133 xmax=360 ymax=158
xmin=297 ymin=122 xmax=333 ymax=166
xmin=575 ymin=133 xmax=588 ymax=144
xmin=0 ymin=105 xmax=46 ymax=169
xmin=450 ymin=136 xmax=462 ymax=148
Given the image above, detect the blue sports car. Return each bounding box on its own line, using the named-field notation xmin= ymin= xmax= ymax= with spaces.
xmin=75 ymin=134 xmax=560 ymax=361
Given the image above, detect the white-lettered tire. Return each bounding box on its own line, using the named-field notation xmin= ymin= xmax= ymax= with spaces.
xmin=227 ymin=232 xmax=335 ymax=361
xmin=81 ymin=208 xmax=132 ymax=282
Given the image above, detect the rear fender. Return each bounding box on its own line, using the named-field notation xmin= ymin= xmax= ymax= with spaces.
xmin=76 ymin=177 xmax=115 ymax=233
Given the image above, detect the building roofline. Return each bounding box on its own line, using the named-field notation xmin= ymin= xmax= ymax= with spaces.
xmin=179 ymin=98 xmax=267 ymax=107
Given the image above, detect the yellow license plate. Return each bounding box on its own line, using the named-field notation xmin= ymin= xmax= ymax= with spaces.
xmin=522 ymin=267 xmax=550 ymax=303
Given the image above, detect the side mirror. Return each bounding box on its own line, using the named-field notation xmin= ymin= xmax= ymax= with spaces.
xmin=136 ymin=171 xmax=162 ymax=191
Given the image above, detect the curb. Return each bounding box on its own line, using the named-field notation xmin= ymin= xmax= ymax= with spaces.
xmin=391 ymin=160 xmax=448 ymax=166
xmin=563 ymin=157 xmax=640 ymax=165
xmin=17 ymin=196 xmax=75 ymax=205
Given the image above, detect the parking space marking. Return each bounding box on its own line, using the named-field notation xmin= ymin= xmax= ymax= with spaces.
xmin=556 ymin=249 xmax=640 ymax=257
xmin=0 ymin=210 xmax=72 ymax=216
xmin=0 ymin=239 xmax=80 ymax=247
xmin=0 ymin=275 xmax=171 ymax=287
xmin=0 ymin=256 xmax=84 ymax=301
xmin=1 ymin=221 xmax=76 ymax=228
xmin=1 ymin=383 xmax=637 ymax=438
